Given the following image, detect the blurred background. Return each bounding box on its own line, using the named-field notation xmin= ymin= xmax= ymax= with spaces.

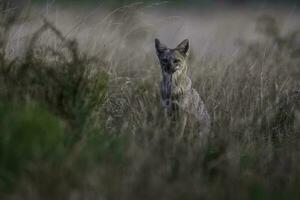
xmin=6 ymin=0 xmax=300 ymax=8
xmin=29 ymin=0 xmax=300 ymax=7
xmin=4 ymin=0 xmax=300 ymax=59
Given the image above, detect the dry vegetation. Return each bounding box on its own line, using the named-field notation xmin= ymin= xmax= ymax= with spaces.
xmin=1 ymin=2 xmax=300 ymax=200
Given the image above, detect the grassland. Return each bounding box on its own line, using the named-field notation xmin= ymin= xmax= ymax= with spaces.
xmin=0 ymin=2 xmax=300 ymax=200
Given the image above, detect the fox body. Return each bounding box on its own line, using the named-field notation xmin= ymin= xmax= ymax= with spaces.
xmin=155 ymin=39 xmax=210 ymax=138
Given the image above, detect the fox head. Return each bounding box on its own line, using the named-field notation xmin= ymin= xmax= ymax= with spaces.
xmin=155 ymin=39 xmax=190 ymax=74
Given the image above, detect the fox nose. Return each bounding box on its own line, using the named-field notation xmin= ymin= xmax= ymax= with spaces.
xmin=166 ymin=64 xmax=171 ymax=72
xmin=165 ymin=64 xmax=176 ymax=73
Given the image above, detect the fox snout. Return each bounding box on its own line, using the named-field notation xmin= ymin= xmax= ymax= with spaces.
xmin=165 ymin=63 xmax=178 ymax=74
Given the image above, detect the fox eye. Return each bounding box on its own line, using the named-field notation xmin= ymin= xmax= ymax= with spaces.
xmin=174 ymin=59 xmax=180 ymax=64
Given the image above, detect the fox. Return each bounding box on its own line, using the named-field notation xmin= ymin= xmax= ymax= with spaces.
xmin=155 ymin=38 xmax=210 ymax=139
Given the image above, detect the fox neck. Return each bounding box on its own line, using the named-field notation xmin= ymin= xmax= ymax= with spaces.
xmin=171 ymin=62 xmax=188 ymax=89
xmin=161 ymin=62 xmax=191 ymax=101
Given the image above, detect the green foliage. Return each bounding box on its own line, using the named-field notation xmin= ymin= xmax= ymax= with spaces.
xmin=77 ymin=129 xmax=126 ymax=168
xmin=0 ymin=101 xmax=64 ymax=191
xmin=0 ymin=5 xmax=121 ymax=196
xmin=249 ymin=182 xmax=269 ymax=200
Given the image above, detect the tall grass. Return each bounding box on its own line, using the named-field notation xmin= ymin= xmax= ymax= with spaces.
xmin=1 ymin=2 xmax=300 ymax=200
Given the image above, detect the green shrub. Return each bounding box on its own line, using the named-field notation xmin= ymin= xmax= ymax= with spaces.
xmin=0 ymin=101 xmax=64 ymax=191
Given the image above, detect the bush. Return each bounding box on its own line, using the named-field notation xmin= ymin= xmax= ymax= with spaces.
xmin=0 ymin=101 xmax=64 ymax=191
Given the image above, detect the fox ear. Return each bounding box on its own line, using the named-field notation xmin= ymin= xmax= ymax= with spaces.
xmin=155 ymin=38 xmax=167 ymax=56
xmin=176 ymin=39 xmax=189 ymax=57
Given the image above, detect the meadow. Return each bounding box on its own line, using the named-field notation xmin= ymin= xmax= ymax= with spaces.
xmin=0 ymin=2 xmax=300 ymax=200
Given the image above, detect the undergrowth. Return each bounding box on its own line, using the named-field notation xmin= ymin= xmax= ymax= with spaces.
xmin=0 ymin=3 xmax=300 ymax=200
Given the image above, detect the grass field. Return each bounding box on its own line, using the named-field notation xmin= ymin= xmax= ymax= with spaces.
xmin=1 ymin=2 xmax=300 ymax=200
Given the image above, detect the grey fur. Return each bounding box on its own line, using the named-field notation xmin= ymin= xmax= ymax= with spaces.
xmin=155 ymin=38 xmax=210 ymax=138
